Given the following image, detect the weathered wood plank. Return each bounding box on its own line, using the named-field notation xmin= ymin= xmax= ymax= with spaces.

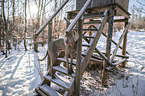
xmin=82 ymin=53 xmax=103 ymax=60
xmin=115 ymin=5 xmax=130 ymax=18
xmin=82 ymin=36 xmax=110 ymax=64
xmin=109 ymin=23 xmax=130 ymax=63
xmin=116 ymin=0 xmax=128 ymax=10
xmin=39 ymin=84 xmax=59 ymax=96
xmin=44 ymin=75 xmax=70 ymax=90
xmin=73 ymin=28 xmax=98 ymax=31
xmin=65 ymin=78 xmax=75 ymax=96
xmin=102 ymin=6 xmax=114 ymax=86
xmin=66 ymin=0 xmax=92 ymax=33
xmin=80 ymin=9 xmax=108 ymax=76
xmin=35 ymin=87 xmax=47 ymax=96
xmin=57 ymin=58 xmax=76 ymax=65
xmin=35 ymin=0 xmax=69 ymax=36
xmin=122 ymin=19 xmax=129 ymax=67
xmin=112 ymin=58 xmax=127 ymax=66
xmin=75 ymin=17 xmax=83 ymax=96
xmin=83 ymin=13 xmax=104 ymax=18
xmin=53 ymin=66 xmax=75 ymax=78
xmin=102 ymin=32 xmax=129 ymax=54
xmin=90 ymin=58 xmax=103 ymax=63
xmin=83 ymin=21 xmax=101 ymax=24
xmin=83 ymin=36 xmax=95 ymax=38
xmin=47 ymin=21 xmax=52 ymax=70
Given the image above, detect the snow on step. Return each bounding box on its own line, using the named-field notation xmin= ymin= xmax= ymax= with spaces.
xmin=57 ymin=58 xmax=76 ymax=65
xmin=53 ymin=66 xmax=75 ymax=78
xmin=39 ymin=84 xmax=59 ymax=96
xmin=35 ymin=87 xmax=47 ymax=96
xmin=44 ymin=75 xmax=70 ymax=90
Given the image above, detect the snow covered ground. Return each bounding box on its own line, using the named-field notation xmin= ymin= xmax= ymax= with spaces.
xmin=0 ymin=31 xmax=145 ymax=96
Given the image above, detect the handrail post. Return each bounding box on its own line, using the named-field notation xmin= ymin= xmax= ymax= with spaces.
xmin=75 ymin=16 xmax=83 ymax=96
xmin=47 ymin=21 xmax=52 ymax=70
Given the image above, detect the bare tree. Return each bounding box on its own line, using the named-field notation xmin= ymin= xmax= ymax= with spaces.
xmin=2 ymin=0 xmax=8 ymax=57
xmin=24 ymin=0 xmax=28 ymax=51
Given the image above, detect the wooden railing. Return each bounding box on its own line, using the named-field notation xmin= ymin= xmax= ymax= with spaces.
xmin=110 ymin=22 xmax=130 ymax=63
xmin=65 ymin=0 xmax=92 ymax=95
xmin=66 ymin=0 xmax=92 ymax=33
xmin=34 ymin=0 xmax=69 ymax=52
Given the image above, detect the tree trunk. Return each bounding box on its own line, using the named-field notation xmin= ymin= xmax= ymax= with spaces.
xmin=24 ymin=0 xmax=27 ymax=51
xmin=7 ymin=0 xmax=11 ymax=51
xmin=12 ymin=0 xmax=17 ymax=50
xmin=2 ymin=0 xmax=8 ymax=58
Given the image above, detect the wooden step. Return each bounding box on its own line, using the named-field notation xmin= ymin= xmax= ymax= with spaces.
xmin=83 ymin=13 xmax=104 ymax=19
xmin=53 ymin=66 xmax=75 ymax=78
xmin=73 ymin=28 xmax=98 ymax=31
xmin=35 ymin=87 xmax=47 ymax=96
xmin=82 ymin=43 xmax=91 ymax=47
xmin=82 ymin=53 xmax=103 ymax=60
xmin=111 ymin=58 xmax=127 ymax=66
xmin=57 ymin=58 xmax=76 ymax=65
xmin=83 ymin=21 xmax=101 ymax=24
xmin=39 ymin=84 xmax=59 ymax=96
xmin=90 ymin=58 xmax=103 ymax=63
xmin=44 ymin=75 xmax=70 ymax=90
xmin=83 ymin=36 xmax=94 ymax=38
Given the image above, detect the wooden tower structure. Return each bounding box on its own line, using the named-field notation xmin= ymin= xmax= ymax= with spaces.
xmin=34 ymin=0 xmax=130 ymax=95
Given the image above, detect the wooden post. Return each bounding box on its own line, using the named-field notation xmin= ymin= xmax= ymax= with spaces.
xmin=102 ymin=5 xmax=115 ymax=86
xmin=66 ymin=13 xmax=71 ymax=28
xmin=122 ymin=18 xmax=128 ymax=67
xmin=75 ymin=17 xmax=83 ymax=96
xmin=47 ymin=21 xmax=52 ymax=70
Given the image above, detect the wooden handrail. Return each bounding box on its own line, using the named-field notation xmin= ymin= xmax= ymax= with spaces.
xmin=35 ymin=0 xmax=69 ymax=36
xmin=109 ymin=22 xmax=130 ymax=63
xmin=66 ymin=0 xmax=92 ymax=33
xmin=34 ymin=0 xmax=69 ymax=52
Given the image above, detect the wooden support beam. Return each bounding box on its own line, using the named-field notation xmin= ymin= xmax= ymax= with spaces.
xmin=80 ymin=9 xmax=108 ymax=77
xmin=65 ymin=13 xmax=71 ymax=28
xmin=47 ymin=21 xmax=52 ymax=71
xmin=84 ymin=18 xmax=128 ymax=24
xmin=75 ymin=17 xmax=83 ymax=96
xmin=122 ymin=19 xmax=129 ymax=67
xmin=102 ymin=5 xmax=114 ymax=86
xmin=105 ymin=6 xmax=114 ymax=60
xmin=115 ymin=6 xmax=130 ymax=18
xmin=102 ymin=32 xmax=129 ymax=54
xmin=82 ymin=37 xmax=110 ymax=63
xmin=113 ymin=18 xmax=128 ymax=22
xmin=112 ymin=58 xmax=127 ymax=66
xmin=110 ymin=22 xmax=130 ymax=63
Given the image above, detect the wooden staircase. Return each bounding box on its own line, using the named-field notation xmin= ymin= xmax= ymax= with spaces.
xmin=34 ymin=8 xmax=109 ymax=96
